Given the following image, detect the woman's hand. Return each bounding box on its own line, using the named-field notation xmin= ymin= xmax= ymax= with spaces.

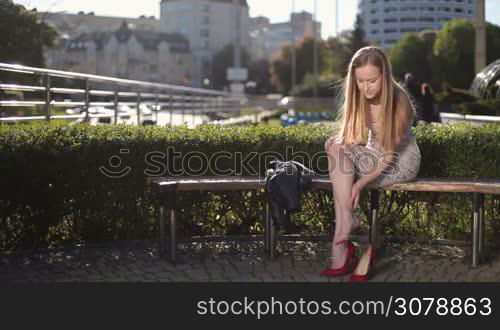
xmin=350 ymin=181 xmax=364 ymax=209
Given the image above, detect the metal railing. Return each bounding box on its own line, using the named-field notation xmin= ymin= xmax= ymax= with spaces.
xmin=0 ymin=63 xmax=247 ymax=126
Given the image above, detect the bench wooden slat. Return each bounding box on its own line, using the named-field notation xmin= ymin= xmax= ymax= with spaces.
xmin=150 ymin=177 xmax=265 ymax=191
xmin=149 ymin=176 xmax=500 ymax=194
xmin=384 ymin=181 xmax=500 ymax=194
xmin=309 ymin=177 xmax=500 ymax=194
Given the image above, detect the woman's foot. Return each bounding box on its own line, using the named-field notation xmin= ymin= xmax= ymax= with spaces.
xmin=331 ymin=239 xmax=348 ymax=268
xmin=334 ymin=213 xmax=361 ymax=247
xmin=320 ymin=241 xmax=357 ymax=277
xmin=350 ymin=244 xmax=376 ymax=282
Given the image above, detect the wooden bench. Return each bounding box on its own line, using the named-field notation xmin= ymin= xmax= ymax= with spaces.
xmin=149 ymin=176 xmax=500 ymax=267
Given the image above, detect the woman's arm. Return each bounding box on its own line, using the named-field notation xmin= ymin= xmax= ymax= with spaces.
xmin=355 ymin=92 xmax=412 ymax=190
xmin=354 ymin=152 xmax=395 ymax=190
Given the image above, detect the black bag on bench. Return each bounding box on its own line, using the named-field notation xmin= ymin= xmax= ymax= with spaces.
xmin=265 ymin=160 xmax=316 ymax=233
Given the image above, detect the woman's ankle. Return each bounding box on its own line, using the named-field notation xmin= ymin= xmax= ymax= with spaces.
xmin=331 ymin=241 xmax=348 ymax=268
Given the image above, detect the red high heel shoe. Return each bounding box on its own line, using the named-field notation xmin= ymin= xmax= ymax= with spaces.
xmin=320 ymin=240 xmax=358 ymax=277
xmin=350 ymin=244 xmax=376 ymax=282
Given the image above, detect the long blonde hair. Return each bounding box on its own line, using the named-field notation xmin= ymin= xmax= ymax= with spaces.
xmin=336 ymin=46 xmax=415 ymax=153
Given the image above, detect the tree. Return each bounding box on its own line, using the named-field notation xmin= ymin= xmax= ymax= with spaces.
xmin=348 ymin=14 xmax=368 ymax=56
xmin=271 ymin=37 xmax=327 ymax=94
xmin=322 ymin=17 xmax=367 ymax=82
xmin=211 ymin=44 xmax=251 ymax=90
xmin=271 ymin=45 xmax=293 ymax=94
xmin=325 ymin=34 xmax=352 ymax=78
xmin=389 ymin=33 xmax=432 ymax=84
xmin=247 ymin=58 xmax=273 ymax=94
xmin=0 ymin=1 xmax=58 ymax=76
xmin=433 ymin=19 xmax=500 ymax=89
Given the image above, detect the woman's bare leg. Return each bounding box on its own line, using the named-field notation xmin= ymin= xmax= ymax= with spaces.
xmin=325 ymin=141 xmax=357 ymax=268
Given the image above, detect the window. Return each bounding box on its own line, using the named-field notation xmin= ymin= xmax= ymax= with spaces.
xmin=401 ymin=28 xmax=416 ymax=33
xmin=202 ymin=57 xmax=211 ymax=75
xmin=202 ymin=39 xmax=209 ymax=49
xmin=201 ymin=3 xmax=210 ymax=12
xmin=176 ymin=2 xmax=192 ymax=11
xmin=419 ymin=17 xmax=435 ymax=22
xmin=371 ymin=29 xmax=379 ymax=34
xmin=200 ymin=29 xmax=209 ymax=37
xmin=455 ymin=8 xmax=463 ymax=13
xmin=401 ymin=17 xmax=417 ymax=22
xmin=384 ymin=17 xmax=398 ymax=23
xmin=384 ymin=28 xmax=397 ymax=33
xmin=370 ymin=19 xmax=379 ymax=24
xmin=401 ymin=6 xmax=416 ymax=12
xmin=201 ymin=16 xmax=209 ymax=25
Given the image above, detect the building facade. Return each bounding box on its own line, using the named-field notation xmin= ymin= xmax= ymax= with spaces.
xmin=249 ymin=11 xmax=321 ymax=61
xmin=43 ymin=11 xmax=160 ymax=38
xmin=359 ymin=0 xmax=476 ymax=48
xmin=160 ymin=0 xmax=250 ymax=86
xmin=47 ymin=21 xmax=192 ymax=85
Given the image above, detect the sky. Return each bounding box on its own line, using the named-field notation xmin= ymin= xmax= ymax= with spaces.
xmin=14 ymin=0 xmax=500 ymax=39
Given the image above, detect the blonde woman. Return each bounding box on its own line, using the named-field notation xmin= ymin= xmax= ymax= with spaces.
xmin=322 ymin=46 xmax=421 ymax=282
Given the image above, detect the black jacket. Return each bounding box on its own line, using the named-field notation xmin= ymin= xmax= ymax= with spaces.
xmin=265 ymin=160 xmax=316 ymax=232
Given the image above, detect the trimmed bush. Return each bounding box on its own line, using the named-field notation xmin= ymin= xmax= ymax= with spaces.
xmin=0 ymin=122 xmax=499 ymax=252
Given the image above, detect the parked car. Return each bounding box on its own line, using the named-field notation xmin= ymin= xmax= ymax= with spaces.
xmin=67 ymin=104 xmax=156 ymax=125
xmin=280 ymin=110 xmax=333 ymax=126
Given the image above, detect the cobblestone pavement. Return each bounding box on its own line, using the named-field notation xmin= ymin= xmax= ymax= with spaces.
xmin=1 ymin=239 xmax=500 ymax=282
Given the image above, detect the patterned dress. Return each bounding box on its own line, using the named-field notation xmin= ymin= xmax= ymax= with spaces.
xmin=330 ymin=108 xmax=421 ymax=189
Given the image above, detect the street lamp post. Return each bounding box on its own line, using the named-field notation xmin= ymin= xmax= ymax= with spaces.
xmin=335 ymin=0 xmax=339 ymax=37
xmin=475 ymin=0 xmax=486 ymax=74
xmin=291 ymin=0 xmax=296 ymax=97
xmin=228 ymin=0 xmax=246 ymax=96
xmin=313 ymin=0 xmax=318 ymax=101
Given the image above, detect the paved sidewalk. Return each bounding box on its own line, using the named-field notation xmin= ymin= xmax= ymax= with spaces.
xmin=1 ymin=239 xmax=500 ymax=282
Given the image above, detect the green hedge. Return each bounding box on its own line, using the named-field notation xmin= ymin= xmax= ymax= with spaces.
xmin=0 ymin=122 xmax=499 ymax=252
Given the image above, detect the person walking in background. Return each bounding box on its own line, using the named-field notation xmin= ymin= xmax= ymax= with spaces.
xmin=403 ymin=73 xmax=423 ymax=124
xmin=420 ymin=83 xmax=441 ymax=123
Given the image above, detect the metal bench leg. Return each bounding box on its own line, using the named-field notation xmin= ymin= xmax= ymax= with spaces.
xmin=472 ymin=192 xmax=481 ymax=268
xmin=369 ymin=190 xmax=380 ymax=248
xmin=269 ymin=210 xmax=277 ymax=260
xmin=264 ymin=201 xmax=270 ymax=253
xmin=479 ymin=194 xmax=485 ymax=262
xmin=159 ymin=204 xmax=166 ymax=257
xmin=156 ymin=181 xmax=178 ymax=263
xmin=167 ymin=189 xmax=177 ymax=263
xmin=157 ymin=189 xmax=169 ymax=258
